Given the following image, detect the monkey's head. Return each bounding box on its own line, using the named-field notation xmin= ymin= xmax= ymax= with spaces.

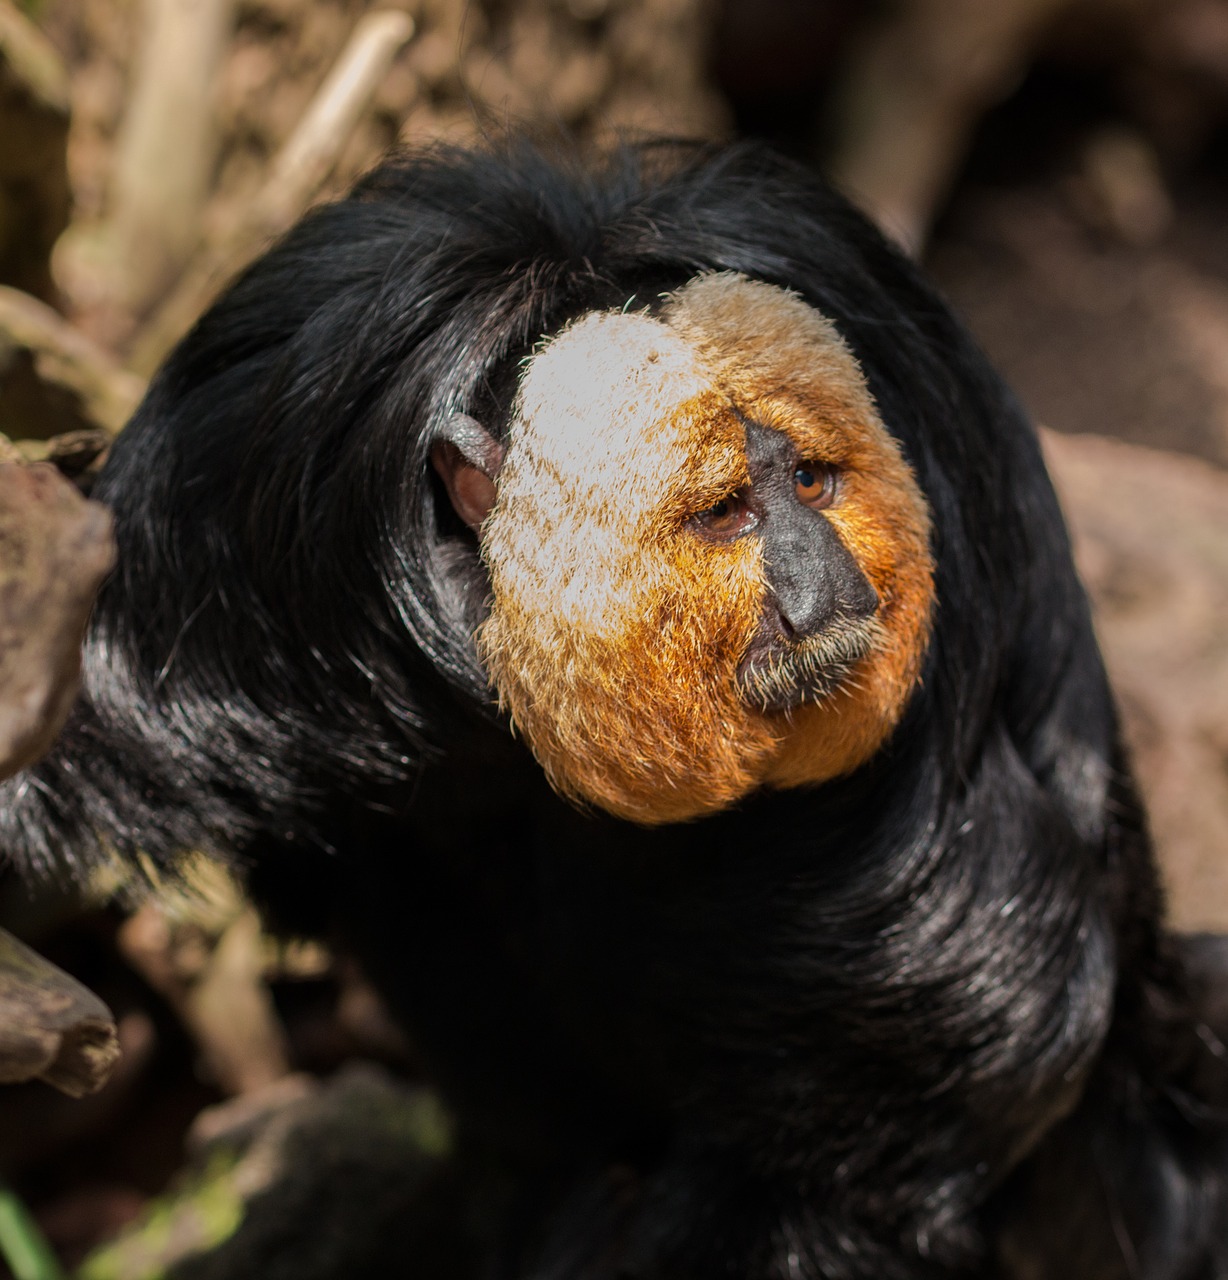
xmin=23 ymin=140 xmax=1100 ymax=902
xmin=434 ymin=273 xmax=933 ymax=824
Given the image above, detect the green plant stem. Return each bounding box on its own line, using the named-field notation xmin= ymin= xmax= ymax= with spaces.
xmin=0 ymin=1183 xmax=66 ymax=1280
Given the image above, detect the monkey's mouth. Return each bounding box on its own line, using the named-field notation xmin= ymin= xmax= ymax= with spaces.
xmin=736 ymin=617 xmax=885 ymax=713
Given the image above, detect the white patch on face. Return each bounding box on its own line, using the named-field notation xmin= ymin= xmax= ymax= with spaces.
xmin=490 ymin=310 xmax=709 ymax=628
xmin=475 ymin=274 xmax=933 ymax=824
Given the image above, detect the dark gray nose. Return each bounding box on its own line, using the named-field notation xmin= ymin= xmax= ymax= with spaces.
xmin=764 ymin=509 xmax=879 ymax=640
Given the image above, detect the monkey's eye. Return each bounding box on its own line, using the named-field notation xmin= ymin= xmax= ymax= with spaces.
xmin=794 ymin=463 xmax=837 ymax=510
xmin=692 ymin=492 xmax=757 ymax=540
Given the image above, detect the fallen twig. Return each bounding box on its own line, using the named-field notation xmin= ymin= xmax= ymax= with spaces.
xmin=118 ymin=903 xmax=292 ymax=1096
xmin=254 ymin=10 xmax=417 ymax=235
xmin=130 ymin=10 xmax=416 ymax=375
xmin=0 ymin=287 xmax=146 ymax=436
xmin=824 ymin=0 xmax=1070 ymax=255
xmin=0 ymin=462 xmax=116 ymax=781
xmin=0 ymin=1 xmax=69 ymax=113
xmin=105 ymin=0 xmax=237 ymax=316
xmin=0 ymin=927 xmax=119 ymax=1098
xmin=0 ymin=1 xmax=71 ymax=300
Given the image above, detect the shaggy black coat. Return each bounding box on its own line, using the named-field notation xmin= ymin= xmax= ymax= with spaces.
xmin=3 ymin=140 xmax=1227 ymax=1279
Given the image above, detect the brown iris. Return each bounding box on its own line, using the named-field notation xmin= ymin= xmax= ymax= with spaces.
xmin=693 ymin=491 xmax=756 ymax=540
xmin=794 ymin=463 xmax=836 ymax=510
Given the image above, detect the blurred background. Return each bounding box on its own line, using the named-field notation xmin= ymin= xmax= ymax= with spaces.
xmin=0 ymin=0 xmax=1226 ymax=1274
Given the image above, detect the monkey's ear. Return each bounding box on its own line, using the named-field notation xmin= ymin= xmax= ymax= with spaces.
xmin=430 ymin=414 xmax=506 ymax=532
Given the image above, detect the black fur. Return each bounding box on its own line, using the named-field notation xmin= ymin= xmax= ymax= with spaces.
xmin=4 ymin=140 xmax=1227 ymax=1278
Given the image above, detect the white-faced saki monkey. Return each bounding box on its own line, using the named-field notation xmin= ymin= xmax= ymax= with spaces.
xmin=3 ymin=140 xmax=1227 ymax=1279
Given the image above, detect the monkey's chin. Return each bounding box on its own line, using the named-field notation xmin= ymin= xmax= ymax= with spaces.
xmin=736 ymin=618 xmax=885 ymax=714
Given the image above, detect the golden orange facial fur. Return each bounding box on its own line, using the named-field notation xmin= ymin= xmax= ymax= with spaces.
xmin=476 ymin=274 xmax=934 ymax=824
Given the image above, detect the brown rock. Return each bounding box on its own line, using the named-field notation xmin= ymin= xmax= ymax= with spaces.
xmin=1043 ymin=429 xmax=1228 ymax=931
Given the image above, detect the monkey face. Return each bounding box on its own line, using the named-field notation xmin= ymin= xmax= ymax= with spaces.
xmin=443 ymin=274 xmax=934 ymax=824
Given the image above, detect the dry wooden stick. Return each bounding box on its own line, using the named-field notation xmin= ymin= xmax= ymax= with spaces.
xmin=118 ymin=903 xmax=292 ymax=1096
xmin=0 ymin=462 xmax=116 ymax=781
xmin=0 ymin=927 xmax=119 ymax=1097
xmin=0 ymin=1 xmax=68 ymax=114
xmin=824 ymin=0 xmax=1070 ymax=255
xmin=0 ymin=1 xmax=71 ymax=301
xmin=106 ymin=0 xmax=236 ymax=317
xmin=130 ymin=10 xmax=416 ymax=376
xmin=0 ymin=287 xmax=146 ymax=436
xmin=253 ymin=10 xmax=417 ymax=235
